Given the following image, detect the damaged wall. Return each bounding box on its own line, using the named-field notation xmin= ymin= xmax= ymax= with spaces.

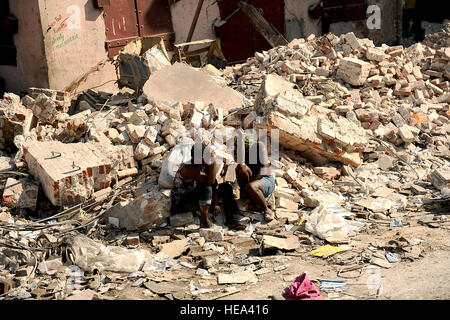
xmin=1 ymin=0 xmax=402 ymax=94
xmin=0 ymin=0 xmax=49 ymax=94
xmin=170 ymin=0 xmax=221 ymax=50
xmin=38 ymin=0 xmax=117 ymax=93
xmin=369 ymin=0 xmax=399 ymax=45
xmin=329 ymin=0 xmax=399 ymax=45
xmin=285 ymin=0 xmax=321 ymax=41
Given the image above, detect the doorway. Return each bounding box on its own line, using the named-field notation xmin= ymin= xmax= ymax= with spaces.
xmin=215 ymin=0 xmax=285 ymax=64
xmin=102 ymin=0 xmax=175 ymax=58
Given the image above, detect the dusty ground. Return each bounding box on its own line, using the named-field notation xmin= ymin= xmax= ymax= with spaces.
xmin=104 ymin=205 xmax=450 ymax=301
xmin=224 ymin=226 xmax=450 ymax=300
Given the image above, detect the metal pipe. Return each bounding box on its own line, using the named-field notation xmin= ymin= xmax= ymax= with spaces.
xmin=184 ymin=0 xmax=205 ymax=52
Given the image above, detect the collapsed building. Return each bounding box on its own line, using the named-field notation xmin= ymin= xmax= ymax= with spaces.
xmin=0 ymin=18 xmax=449 ymax=300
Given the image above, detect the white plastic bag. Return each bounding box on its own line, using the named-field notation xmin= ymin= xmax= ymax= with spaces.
xmin=158 ymin=137 xmax=194 ymax=188
xmin=305 ymin=205 xmax=353 ymax=244
xmin=67 ymin=235 xmax=156 ymax=273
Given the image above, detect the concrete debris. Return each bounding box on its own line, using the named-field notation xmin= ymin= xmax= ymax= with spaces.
xmin=255 ymin=74 xmax=368 ymax=167
xmin=0 ymin=21 xmax=449 ymax=301
xmin=356 ymin=197 xmax=397 ymax=214
xmin=2 ymin=178 xmax=39 ymax=210
xmin=217 ymin=271 xmax=258 ymax=285
xmin=302 ymin=190 xmax=343 ymax=208
xmin=23 ymin=141 xmax=132 ymax=206
xmin=105 ymin=185 xmax=171 ymax=230
xmin=160 ymin=238 xmax=189 ymax=259
xmin=372 ymin=186 xmax=395 ymax=198
xmin=37 ymin=258 xmax=63 ymax=275
xmin=262 ymin=235 xmax=300 ymax=251
xmin=199 ymin=228 xmax=224 ymax=242
xmin=376 ymin=154 xmax=397 ymax=171
xmin=428 ymin=168 xmax=450 ymax=190
xmin=143 ymin=62 xmax=244 ymax=110
xmin=0 ymin=93 xmax=34 ymax=152
xmin=126 ymin=235 xmax=140 ymax=247
xmin=337 ymin=57 xmax=372 ymax=86
xmin=66 ymin=289 xmax=110 ymax=300
xmin=169 ymin=212 xmax=194 ymax=227
xmin=23 ymin=88 xmax=70 ymax=125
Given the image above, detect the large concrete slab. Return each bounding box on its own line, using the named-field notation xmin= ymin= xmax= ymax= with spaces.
xmin=23 ymin=141 xmax=134 ymax=206
xmin=143 ymin=62 xmax=244 ymax=110
xmin=255 ymin=75 xmax=367 ymax=167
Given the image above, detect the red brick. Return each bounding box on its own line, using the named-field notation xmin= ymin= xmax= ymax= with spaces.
xmin=2 ymin=178 xmax=39 ymax=210
xmin=23 ymin=141 xmax=134 ymax=206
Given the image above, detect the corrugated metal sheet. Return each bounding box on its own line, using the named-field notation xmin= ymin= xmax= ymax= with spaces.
xmin=103 ymin=0 xmax=139 ymax=58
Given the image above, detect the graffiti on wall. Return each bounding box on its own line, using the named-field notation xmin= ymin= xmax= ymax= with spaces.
xmin=52 ymin=33 xmax=80 ymax=50
xmin=47 ymin=5 xmax=81 ymax=33
xmin=47 ymin=4 xmax=83 ymax=57
xmin=44 ymin=2 xmax=110 ymax=89
xmin=66 ymin=5 xmax=81 ymax=30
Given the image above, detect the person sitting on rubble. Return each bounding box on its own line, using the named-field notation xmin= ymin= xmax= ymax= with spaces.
xmin=216 ymin=182 xmax=246 ymax=231
xmin=170 ymin=142 xmax=218 ymax=228
xmin=235 ymin=137 xmax=276 ymax=222
xmin=170 ymin=142 xmax=247 ymax=230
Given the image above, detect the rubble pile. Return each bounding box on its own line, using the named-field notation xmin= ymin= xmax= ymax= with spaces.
xmin=225 ymin=34 xmax=450 ymax=150
xmin=0 ymin=23 xmax=449 ymax=300
xmin=0 ymin=93 xmax=34 ymax=152
xmin=422 ymin=20 xmax=450 ymax=50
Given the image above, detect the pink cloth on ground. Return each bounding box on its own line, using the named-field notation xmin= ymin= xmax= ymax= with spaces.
xmin=282 ymin=273 xmax=323 ymax=300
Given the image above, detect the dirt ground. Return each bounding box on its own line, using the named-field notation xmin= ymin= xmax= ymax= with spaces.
xmin=224 ymin=226 xmax=450 ymax=300
xmin=106 ymin=205 xmax=450 ymax=301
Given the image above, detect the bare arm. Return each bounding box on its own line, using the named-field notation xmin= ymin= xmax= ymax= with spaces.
xmin=181 ymin=161 xmax=219 ymax=185
xmin=251 ymin=162 xmax=271 ymax=181
xmin=250 ymin=142 xmax=271 ymax=181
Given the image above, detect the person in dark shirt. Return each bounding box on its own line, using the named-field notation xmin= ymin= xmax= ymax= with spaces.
xmin=170 ymin=142 xmax=245 ymax=230
xmin=170 ymin=143 xmax=218 ymax=228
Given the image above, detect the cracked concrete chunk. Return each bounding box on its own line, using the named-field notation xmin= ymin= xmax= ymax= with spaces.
xmin=106 ymin=185 xmax=171 ymax=230
xmin=143 ymin=62 xmax=244 ymax=110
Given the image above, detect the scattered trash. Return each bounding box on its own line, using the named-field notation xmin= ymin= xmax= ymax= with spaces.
xmin=319 ymin=279 xmax=347 ymax=291
xmin=305 ymin=205 xmax=364 ymax=244
xmin=273 ymin=264 xmax=288 ymax=272
xmin=370 ymin=256 xmax=392 ymax=269
xmin=65 ymin=235 xmax=159 ymax=273
xmin=309 ymin=245 xmax=346 ymax=259
xmin=262 ymin=235 xmax=300 ymax=251
xmin=115 ymin=36 xmax=171 ymax=90
xmin=282 ymin=273 xmax=323 ymax=300
xmin=1 ymin=19 xmax=450 ymax=301
xmin=385 ymin=252 xmax=399 ymax=263
xmin=324 ymin=204 xmax=355 ymax=218
xmin=390 ymin=218 xmax=403 ymax=227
